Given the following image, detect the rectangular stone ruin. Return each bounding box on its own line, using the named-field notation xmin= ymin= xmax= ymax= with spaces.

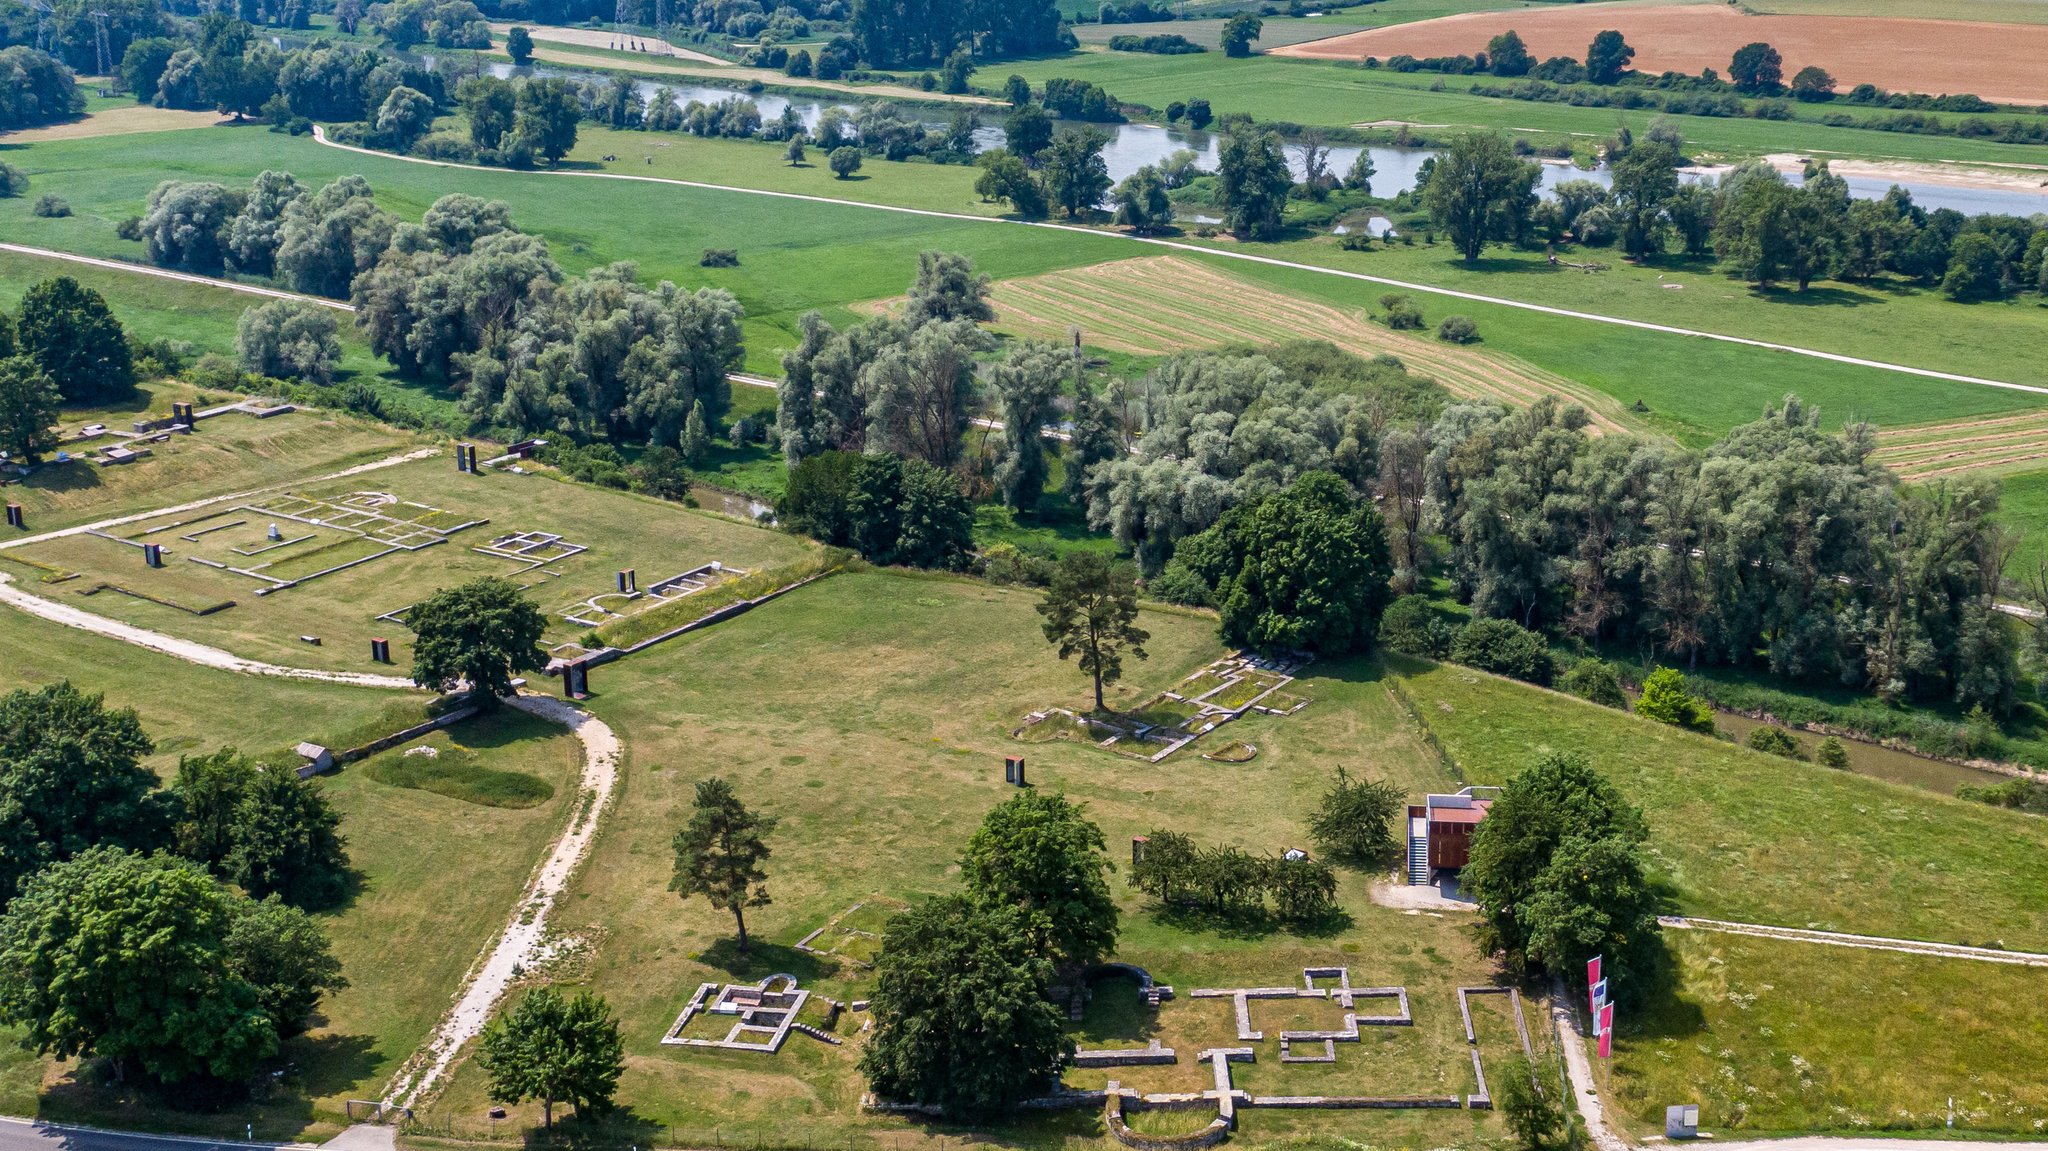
xmin=1073 ymin=1040 xmax=1178 ymax=1068
xmin=1457 ymin=987 xmax=1536 ymax=1110
xmin=660 ymin=975 xmax=835 ymax=1054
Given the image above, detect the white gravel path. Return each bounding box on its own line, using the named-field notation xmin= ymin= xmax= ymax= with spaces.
xmin=380 ymin=693 xmax=622 ymax=1110
xmin=0 ymin=571 xmax=418 ymax=689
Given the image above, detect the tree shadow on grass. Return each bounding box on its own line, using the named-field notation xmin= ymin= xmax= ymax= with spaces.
xmin=696 ymin=938 xmax=832 ymax=984
xmin=516 ymin=1104 xmax=664 ymax=1151
xmin=281 ymin=1030 xmax=383 ymax=1100
xmin=1748 ymin=283 xmax=1884 ymax=308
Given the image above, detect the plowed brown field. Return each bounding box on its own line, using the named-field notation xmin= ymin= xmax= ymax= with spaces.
xmin=1274 ymin=4 xmax=2048 ymax=106
xmin=980 ymin=255 xmax=1637 ymax=434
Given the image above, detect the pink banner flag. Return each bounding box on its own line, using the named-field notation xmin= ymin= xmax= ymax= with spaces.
xmin=1587 ymin=956 xmax=1602 ymax=989
xmin=1597 ymin=1025 xmax=1612 ymax=1060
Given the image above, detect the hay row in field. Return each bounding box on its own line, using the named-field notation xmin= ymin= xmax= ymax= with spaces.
xmin=1871 ymin=409 xmax=2048 ymax=480
xmin=986 ymin=256 xmax=1635 ymax=434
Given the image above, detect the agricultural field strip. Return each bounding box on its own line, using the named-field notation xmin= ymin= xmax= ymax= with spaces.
xmin=283 ymin=130 xmax=2048 ymax=402
xmin=1871 ymin=410 xmax=2048 ymax=478
xmin=1659 ymin=916 xmax=2048 ymax=967
xmin=987 ymin=256 xmax=1634 ymax=432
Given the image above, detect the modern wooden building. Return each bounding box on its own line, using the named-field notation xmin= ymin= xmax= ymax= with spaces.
xmin=1405 ymin=787 xmax=1500 ymax=885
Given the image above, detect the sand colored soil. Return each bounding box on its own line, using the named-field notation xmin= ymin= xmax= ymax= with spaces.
xmin=1275 ymin=3 xmax=2048 ymax=106
xmin=1 ymin=104 xmax=222 ymax=143
xmin=491 ymin=21 xmax=734 ymax=65
xmin=1871 ymin=409 xmax=2048 ymax=479
xmin=983 ymin=255 xmax=1636 ymax=434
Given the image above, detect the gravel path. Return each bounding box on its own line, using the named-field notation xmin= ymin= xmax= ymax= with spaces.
xmin=0 ymin=571 xmax=418 ymax=689
xmin=1659 ymin=916 xmax=2048 ymax=967
xmin=379 ymin=694 xmax=622 ymax=1110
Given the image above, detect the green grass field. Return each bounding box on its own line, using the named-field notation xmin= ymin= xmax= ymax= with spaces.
xmin=1609 ymin=928 xmax=2048 ymax=1136
xmin=0 ymin=453 xmax=816 ymax=672
xmin=2000 ymin=467 xmax=2048 ymax=579
xmin=0 ymin=250 xmax=457 ymax=427
xmin=0 ymin=128 xmax=1133 ymax=373
xmin=997 ymin=49 xmax=2048 ymax=166
xmin=1388 ymin=657 xmax=2048 ymax=950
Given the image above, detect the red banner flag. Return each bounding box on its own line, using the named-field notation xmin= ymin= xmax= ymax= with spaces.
xmin=1587 ymin=956 xmax=1602 ymax=989
xmin=1597 ymin=1025 xmax=1612 ymax=1060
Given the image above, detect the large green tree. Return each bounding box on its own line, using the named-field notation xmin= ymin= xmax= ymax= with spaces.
xmin=515 ymin=77 xmax=580 ymax=165
xmin=1608 ymin=139 xmax=1680 ymax=259
xmin=1216 ymin=124 xmax=1293 ymax=241
xmin=228 ymin=765 xmax=350 ymax=910
xmin=478 ymin=987 xmax=625 ymax=1129
xmin=225 ymin=893 xmax=349 ymax=1039
xmin=1584 ymin=29 xmax=1634 ymax=84
xmin=0 ymin=682 xmax=168 ymax=905
xmin=961 ymin=791 xmax=1118 ymax=971
xmin=405 ymin=577 xmax=549 ymax=705
xmin=857 ymin=895 xmax=1071 ymax=1116
xmin=0 ymin=848 xmax=279 ymax=1084
xmin=1462 ymin=752 xmax=1660 ymax=1004
xmin=14 ymin=277 xmax=136 ymax=403
xmin=1424 ymin=132 xmax=1540 ymax=263
xmin=1037 ymin=550 xmax=1149 ymax=711
xmin=670 ymin=777 xmax=776 ymax=953
xmin=0 ymin=355 xmax=61 ymax=464
xmin=1042 ymin=127 xmax=1112 ymax=220
xmin=1180 ymin=471 xmax=1394 ymax=654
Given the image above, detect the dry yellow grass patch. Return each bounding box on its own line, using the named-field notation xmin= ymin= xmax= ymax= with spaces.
xmin=1871 ymin=408 xmax=2048 ymax=480
xmin=985 ymin=255 xmax=1636 ymax=434
xmin=1 ymin=104 xmax=223 ymax=143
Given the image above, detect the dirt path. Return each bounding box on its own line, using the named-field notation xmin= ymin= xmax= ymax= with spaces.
xmin=1659 ymin=915 xmax=2048 ymax=967
xmin=513 ymin=41 xmax=1000 ymax=106
xmin=1550 ymin=978 xmax=1628 ymax=1151
xmin=0 ymin=242 xmax=357 ymax=311
xmin=303 ymin=128 xmax=2048 ymax=403
xmin=0 ymin=570 xmax=418 ymax=689
xmin=380 ymin=692 xmax=621 ymax=1110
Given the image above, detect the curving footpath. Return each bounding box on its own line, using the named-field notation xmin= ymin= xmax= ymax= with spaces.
xmin=1659 ymin=915 xmax=2048 ymax=967
xmin=378 ymin=693 xmax=622 ymax=1110
xmin=303 ymin=127 xmax=2048 ymax=400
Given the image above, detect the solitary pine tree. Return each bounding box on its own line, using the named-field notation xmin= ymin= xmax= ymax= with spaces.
xmin=680 ymin=398 xmax=711 ymax=464
xmin=670 ymin=777 xmax=776 ymax=952
xmin=405 ymin=577 xmax=549 ymax=706
xmin=1037 ymin=551 xmax=1148 ymax=711
xmin=478 ymin=987 xmax=625 ymax=1130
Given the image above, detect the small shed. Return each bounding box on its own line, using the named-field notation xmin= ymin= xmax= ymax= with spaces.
xmin=295 ymin=742 xmax=335 ymax=779
xmin=1405 ymin=786 xmax=1501 ymax=883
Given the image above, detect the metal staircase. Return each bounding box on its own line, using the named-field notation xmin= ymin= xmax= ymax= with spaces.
xmin=1407 ymin=817 xmax=1431 ymax=886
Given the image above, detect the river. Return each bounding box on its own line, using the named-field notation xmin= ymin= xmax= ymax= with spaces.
xmin=432 ymin=56 xmax=2048 ymax=216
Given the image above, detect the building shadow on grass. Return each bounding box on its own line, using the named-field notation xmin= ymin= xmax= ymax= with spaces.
xmin=696 ymin=938 xmax=832 ymax=983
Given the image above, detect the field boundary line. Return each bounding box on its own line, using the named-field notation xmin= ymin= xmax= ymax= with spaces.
xmin=1659 ymin=915 xmax=2048 ymax=966
xmin=302 ymin=127 xmax=2048 ymax=401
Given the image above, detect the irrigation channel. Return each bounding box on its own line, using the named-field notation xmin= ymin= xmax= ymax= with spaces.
xmin=394 ymin=53 xmax=2048 ymax=217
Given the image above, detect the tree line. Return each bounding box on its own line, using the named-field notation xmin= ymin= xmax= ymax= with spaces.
xmin=1420 ymin=127 xmax=2048 ymax=301
xmin=0 ymin=684 xmax=350 ymax=1091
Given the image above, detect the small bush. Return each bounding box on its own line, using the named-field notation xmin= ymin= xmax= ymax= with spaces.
xmin=981 ymin=543 xmax=1055 ymax=588
xmin=1449 ymin=617 xmax=1554 ymax=685
xmin=1147 ymin=559 xmax=1212 ymax=607
xmin=1746 ymin=725 xmax=1803 ymax=759
xmin=700 ymin=247 xmax=740 ymax=268
xmin=0 ymin=161 xmax=30 ymax=198
xmin=1635 ymin=667 xmax=1715 ymax=734
xmin=1377 ymin=594 xmax=1454 ymax=658
xmin=1559 ymin=659 xmax=1626 ymax=708
xmin=1815 ymin=736 xmax=1849 ymax=768
xmin=115 ymin=215 xmax=144 ymax=241
xmin=1437 ymin=315 xmax=1478 ymax=343
xmin=1379 ymin=292 xmax=1424 ymax=330
xmin=31 ymin=194 xmax=71 ymax=218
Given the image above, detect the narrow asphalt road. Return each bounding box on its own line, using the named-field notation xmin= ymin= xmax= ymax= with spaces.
xmin=0 ymin=1117 xmax=311 ymax=1151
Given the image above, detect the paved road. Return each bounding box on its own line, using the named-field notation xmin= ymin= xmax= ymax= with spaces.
xmin=0 ymin=1117 xmax=313 ymax=1151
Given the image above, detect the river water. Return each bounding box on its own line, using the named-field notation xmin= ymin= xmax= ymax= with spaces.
xmin=452 ymin=57 xmax=2048 ymax=216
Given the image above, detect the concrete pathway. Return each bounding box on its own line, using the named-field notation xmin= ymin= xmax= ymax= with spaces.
xmin=378 ymin=693 xmax=622 ymax=1110
xmin=302 ymin=128 xmax=2048 ymax=400
xmin=314 ymin=1127 xmax=393 ymax=1151
xmin=1659 ymin=916 xmax=2048 ymax=967
xmin=1550 ymin=981 xmax=1629 ymax=1151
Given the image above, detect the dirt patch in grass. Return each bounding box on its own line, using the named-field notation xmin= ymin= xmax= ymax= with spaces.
xmin=1 ymin=105 xmax=224 ymax=142
xmin=983 ymin=255 xmax=1636 ymax=434
xmin=1274 ymin=4 xmax=2048 ymax=106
